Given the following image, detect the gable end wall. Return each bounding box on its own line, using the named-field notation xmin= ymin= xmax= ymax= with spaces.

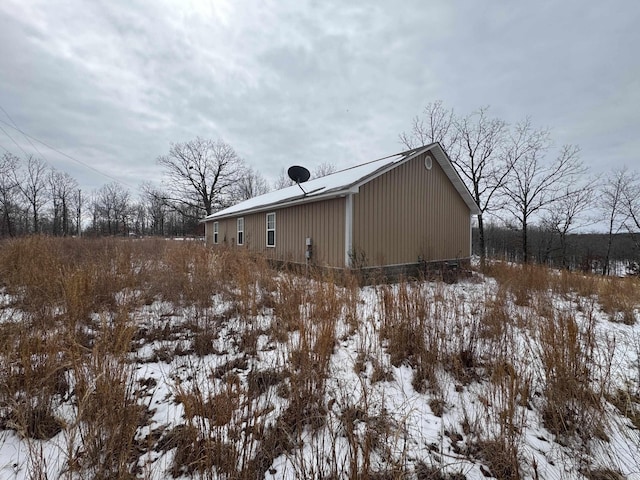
xmin=351 ymin=152 xmax=471 ymax=267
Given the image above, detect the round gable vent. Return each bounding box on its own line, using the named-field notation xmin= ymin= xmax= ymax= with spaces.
xmin=424 ymin=156 xmax=433 ymax=170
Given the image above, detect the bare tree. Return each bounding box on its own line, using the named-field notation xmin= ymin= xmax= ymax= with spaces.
xmin=233 ymin=167 xmax=270 ymax=201
xmin=157 ymin=137 xmax=245 ymax=218
xmin=622 ymin=170 xmax=640 ymax=232
xmin=313 ymin=162 xmax=337 ymax=178
xmin=93 ymin=182 xmax=131 ymax=235
xmin=0 ymin=153 xmax=20 ymax=237
xmin=74 ymin=189 xmax=83 ymax=236
xmin=131 ymin=201 xmax=147 ymax=236
xmin=49 ymin=169 xmax=79 ymax=236
xmin=141 ymin=183 xmax=169 ymax=236
xmin=274 ymin=168 xmax=295 ymax=190
xmin=501 ymin=133 xmax=585 ymax=263
xmin=600 ymin=168 xmax=633 ymax=275
xmin=543 ymin=177 xmax=597 ymax=268
xmin=399 ymin=100 xmax=457 ymax=152
xmin=621 ymin=171 xmax=640 ymax=274
xmin=452 ymin=107 xmax=510 ymax=261
xmin=49 ymin=169 xmax=62 ymax=235
xmin=272 ymin=161 xmax=336 ymax=191
xmin=15 ymin=155 xmax=48 ymax=233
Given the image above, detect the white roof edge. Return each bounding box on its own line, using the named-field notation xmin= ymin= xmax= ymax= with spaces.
xmin=203 ymin=189 xmax=351 ymax=221
xmin=352 ymin=143 xmax=480 ymax=216
xmin=202 ymin=143 xmax=480 ymax=221
xmin=351 ymin=144 xmax=434 ymax=190
xmin=429 ymin=144 xmax=482 ymax=216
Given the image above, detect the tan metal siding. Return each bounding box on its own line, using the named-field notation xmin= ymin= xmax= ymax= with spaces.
xmin=244 ymin=214 xmax=266 ymax=252
xmin=205 ymin=220 xmax=231 ymax=245
xmin=204 ymin=221 xmax=214 ymax=244
xmin=352 ymin=152 xmax=471 ymax=266
xmin=274 ymin=198 xmax=346 ymax=266
xmin=216 ymin=218 xmax=235 ymax=246
xmin=205 ymin=197 xmax=346 ymax=268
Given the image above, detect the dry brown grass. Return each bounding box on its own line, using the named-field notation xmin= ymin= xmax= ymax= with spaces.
xmin=1 ymin=238 xmax=638 ymax=478
xmin=487 ymin=260 xmax=639 ymax=325
xmin=378 ymin=281 xmax=442 ymax=394
xmin=0 ymin=237 xmax=223 ymax=478
xmin=484 ymin=262 xmax=552 ymax=306
xmin=607 ymin=388 xmax=640 ymax=429
xmin=597 ymin=276 xmax=639 ymax=324
xmin=454 ymin=261 xmax=627 ymax=471
xmin=0 ymin=326 xmax=68 ymax=437
xmin=536 ymin=310 xmax=605 ymax=439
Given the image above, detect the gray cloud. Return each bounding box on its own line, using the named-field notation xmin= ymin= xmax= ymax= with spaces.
xmin=1 ymin=0 xmax=638 ymax=198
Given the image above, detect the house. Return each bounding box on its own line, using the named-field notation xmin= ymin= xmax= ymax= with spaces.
xmin=202 ymin=143 xmax=480 ymax=276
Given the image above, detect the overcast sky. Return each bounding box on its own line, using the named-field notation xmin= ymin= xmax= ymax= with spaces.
xmin=1 ymin=0 xmax=638 ymax=197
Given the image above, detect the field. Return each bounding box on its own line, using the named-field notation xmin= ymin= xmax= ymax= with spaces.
xmin=0 ymin=237 xmax=639 ymax=480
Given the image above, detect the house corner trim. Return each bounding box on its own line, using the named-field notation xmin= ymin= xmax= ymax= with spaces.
xmin=345 ymin=193 xmax=353 ymax=267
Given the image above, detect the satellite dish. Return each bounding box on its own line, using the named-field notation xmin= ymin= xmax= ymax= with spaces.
xmin=287 ymin=165 xmax=311 ymax=184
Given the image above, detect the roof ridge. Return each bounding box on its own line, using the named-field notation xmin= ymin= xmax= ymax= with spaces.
xmin=314 ymin=144 xmax=432 ymax=179
xmin=201 ymin=142 xmax=473 ymax=221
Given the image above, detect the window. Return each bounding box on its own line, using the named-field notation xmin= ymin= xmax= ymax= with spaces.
xmin=237 ymin=217 xmax=244 ymax=245
xmin=266 ymin=212 xmax=275 ymax=247
xmin=213 ymin=222 xmax=219 ymax=244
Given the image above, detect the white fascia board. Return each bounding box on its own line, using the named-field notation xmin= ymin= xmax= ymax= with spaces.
xmin=200 ymin=142 xmax=481 ymax=222
xmin=346 ymin=143 xmax=480 ymax=216
xmin=430 ymin=146 xmax=482 ymax=216
xmin=206 ymin=189 xmax=351 ymax=221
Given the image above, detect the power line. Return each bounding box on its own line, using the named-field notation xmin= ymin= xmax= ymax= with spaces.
xmin=0 ymin=123 xmax=30 ymax=157
xmin=0 ymin=105 xmax=48 ymax=160
xmin=0 ymin=116 xmax=138 ymax=191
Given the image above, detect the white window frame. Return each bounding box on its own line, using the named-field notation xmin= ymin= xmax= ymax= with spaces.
xmin=266 ymin=212 xmax=276 ymax=247
xmin=237 ymin=217 xmax=244 ymax=246
xmin=213 ymin=222 xmax=219 ymax=244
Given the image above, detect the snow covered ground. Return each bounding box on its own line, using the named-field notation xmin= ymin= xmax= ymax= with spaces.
xmin=1 ymin=264 xmax=639 ymax=479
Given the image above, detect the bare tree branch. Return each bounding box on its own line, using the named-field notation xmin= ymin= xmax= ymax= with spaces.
xmin=15 ymin=155 xmax=48 ymax=233
xmin=313 ymin=162 xmax=337 ymax=178
xmin=233 ymin=167 xmax=270 ymax=201
xmin=452 ymin=106 xmax=509 ymax=259
xmin=0 ymin=153 xmax=20 ymax=236
xmin=273 ymin=168 xmax=295 ymax=190
xmin=501 ymin=133 xmax=585 ymax=262
xmin=399 ymin=100 xmax=457 ymax=152
xmin=157 ymin=137 xmax=245 ymax=217
xmin=543 ymin=176 xmax=598 ymax=267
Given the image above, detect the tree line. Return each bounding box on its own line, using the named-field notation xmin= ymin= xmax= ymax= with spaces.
xmin=1 ymin=153 xmax=81 ymax=237
xmin=0 ymin=137 xmax=336 ymax=239
xmin=3 ymin=107 xmax=638 ymax=275
xmin=0 ymin=138 xmax=267 ymax=238
xmin=401 ymin=101 xmax=640 ymax=274
xmin=478 ymin=226 xmax=640 ymax=275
